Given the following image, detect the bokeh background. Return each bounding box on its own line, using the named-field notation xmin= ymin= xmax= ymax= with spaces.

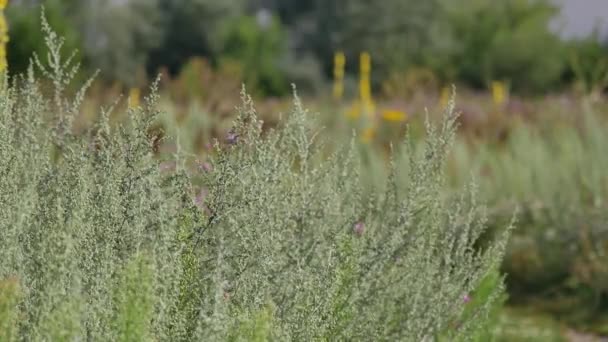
xmin=4 ymin=0 xmax=608 ymax=339
xmin=5 ymin=0 xmax=607 ymax=94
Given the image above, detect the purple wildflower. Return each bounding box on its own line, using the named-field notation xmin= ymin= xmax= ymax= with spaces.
xmin=226 ymin=131 xmax=239 ymax=145
xmin=463 ymin=294 xmax=471 ymax=304
xmin=353 ymin=222 xmax=365 ymax=236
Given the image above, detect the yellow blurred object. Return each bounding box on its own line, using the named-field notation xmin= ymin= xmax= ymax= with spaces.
xmin=128 ymin=88 xmax=141 ymax=109
xmin=491 ymin=81 xmax=508 ymax=106
xmin=344 ymin=52 xmax=376 ymax=121
xmin=362 ymin=99 xmax=376 ymax=118
xmin=381 ymin=109 xmax=407 ymax=122
xmin=359 ymin=79 xmax=371 ymax=101
xmin=333 ymin=51 xmax=345 ymax=101
xmin=0 ymin=0 xmax=9 ymax=72
xmin=360 ymin=126 xmax=376 ymax=143
xmin=359 ymin=52 xmax=374 ymax=118
xmin=346 ymin=101 xmax=360 ymax=119
xmin=360 ymin=52 xmax=371 ymax=74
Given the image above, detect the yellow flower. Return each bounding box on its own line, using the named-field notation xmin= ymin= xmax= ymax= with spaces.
xmin=360 ymin=52 xmax=371 ymax=75
xmin=0 ymin=10 xmax=8 ymax=72
xmin=0 ymin=14 xmax=6 ymax=36
xmin=128 ymin=88 xmax=141 ymax=109
xmin=359 ymin=52 xmax=373 ymax=106
xmin=359 ymin=76 xmax=371 ymax=98
xmin=357 ymin=51 xmax=377 ymax=122
xmin=491 ymin=81 xmax=508 ymax=106
xmin=334 ymin=51 xmax=345 ymax=77
xmin=0 ymin=0 xmax=7 ymax=10
xmin=381 ymin=109 xmax=407 ymax=122
xmin=333 ymin=51 xmax=346 ymax=100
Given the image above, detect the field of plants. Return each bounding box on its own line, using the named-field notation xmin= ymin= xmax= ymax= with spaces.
xmin=2 ymin=1 xmax=608 ymax=341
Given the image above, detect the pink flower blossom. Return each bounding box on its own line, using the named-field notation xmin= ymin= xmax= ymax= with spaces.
xmin=353 ymin=222 xmax=365 ymax=236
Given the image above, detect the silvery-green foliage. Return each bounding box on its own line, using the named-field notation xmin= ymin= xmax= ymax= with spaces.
xmin=452 ymin=108 xmax=608 ymax=309
xmin=0 ymin=16 xmax=199 ymax=341
xmin=0 ymin=278 xmax=21 ymax=342
xmin=196 ymin=87 xmax=513 ymax=340
xmin=0 ymin=17 xmax=511 ymax=341
xmin=113 ymin=253 xmax=155 ymax=341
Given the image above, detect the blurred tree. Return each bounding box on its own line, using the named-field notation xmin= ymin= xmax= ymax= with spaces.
xmin=7 ymin=0 xmax=83 ymax=76
xmin=326 ymin=0 xmax=441 ymax=75
xmin=146 ymin=0 xmax=245 ymax=76
xmin=7 ymin=0 xmax=162 ymax=86
xmin=261 ymin=0 xmax=568 ymax=94
xmin=82 ymin=0 xmax=163 ymax=86
xmin=567 ymin=29 xmax=608 ymax=97
xmin=218 ymin=13 xmax=287 ymax=96
xmin=4 ymin=0 xmax=599 ymax=94
xmin=251 ymin=0 xmax=443 ymax=87
xmin=439 ymin=0 xmax=567 ymax=92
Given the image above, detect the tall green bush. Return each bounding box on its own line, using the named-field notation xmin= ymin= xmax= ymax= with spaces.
xmin=146 ymin=0 xmax=245 ymax=76
xmin=568 ymin=31 xmax=608 ymax=97
xmin=219 ymin=14 xmax=287 ymax=96
xmin=83 ymin=0 xmax=164 ymax=86
xmin=194 ymin=90 xmax=513 ymax=339
xmin=438 ymin=0 xmax=566 ymax=92
xmin=0 ymin=19 xmax=511 ymax=340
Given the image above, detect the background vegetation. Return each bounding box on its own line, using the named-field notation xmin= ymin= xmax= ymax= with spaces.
xmin=2 ymin=0 xmax=608 ymax=339
xmin=6 ymin=0 xmax=608 ymax=95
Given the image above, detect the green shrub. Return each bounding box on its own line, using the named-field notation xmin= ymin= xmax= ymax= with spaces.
xmin=438 ymin=0 xmax=566 ymax=93
xmin=147 ymin=0 xmax=245 ymax=76
xmin=218 ymin=14 xmax=288 ymax=96
xmin=0 ymin=16 xmax=196 ymax=340
xmin=0 ymin=19 xmax=511 ymax=340
xmin=194 ymin=91 xmax=512 ymax=340
xmin=112 ymin=253 xmax=155 ymax=342
xmin=450 ymin=108 xmax=608 ymax=329
xmin=0 ymin=278 xmax=21 ymax=342
xmin=567 ymin=32 xmax=608 ymax=97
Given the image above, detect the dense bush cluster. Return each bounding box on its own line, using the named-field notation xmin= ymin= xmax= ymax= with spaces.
xmin=0 ymin=23 xmax=512 ymax=340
